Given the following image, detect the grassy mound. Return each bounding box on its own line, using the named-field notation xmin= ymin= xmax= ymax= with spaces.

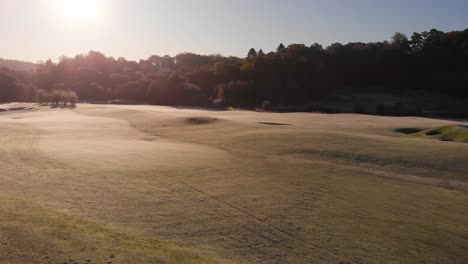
xmin=0 ymin=196 xmax=225 ymax=264
xmin=411 ymin=125 xmax=468 ymax=143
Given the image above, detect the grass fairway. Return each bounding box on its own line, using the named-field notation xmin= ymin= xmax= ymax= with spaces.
xmin=0 ymin=196 xmax=222 ymax=264
xmin=0 ymin=103 xmax=467 ymax=263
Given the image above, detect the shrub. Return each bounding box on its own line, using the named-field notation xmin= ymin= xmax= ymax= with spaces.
xmin=67 ymin=91 xmax=78 ymax=106
xmin=51 ymin=90 xmax=63 ymax=105
xmin=35 ymin=89 xmax=78 ymax=107
xmin=353 ymin=103 xmax=365 ymax=114
xmin=261 ymin=100 xmax=273 ymax=111
xmin=35 ymin=89 xmax=51 ymax=104
xmin=376 ymin=104 xmax=387 ymax=115
xmin=391 ymin=102 xmax=422 ymax=116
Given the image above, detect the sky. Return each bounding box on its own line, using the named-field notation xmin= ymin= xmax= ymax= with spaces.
xmin=1 ymin=0 xmax=468 ymax=62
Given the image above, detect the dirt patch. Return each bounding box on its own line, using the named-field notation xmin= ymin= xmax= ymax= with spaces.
xmin=185 ymin=117 xmax=219 ymax=125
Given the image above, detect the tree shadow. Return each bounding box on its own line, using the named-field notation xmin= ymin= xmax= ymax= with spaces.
xmin=49 ymin=104 xmax=76 ymax=109
xmin=172 ymin=105 xmax=228 ymax=112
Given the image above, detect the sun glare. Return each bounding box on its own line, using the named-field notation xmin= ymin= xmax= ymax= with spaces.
xmin=53 ymin=0 xmax=102 ymax=23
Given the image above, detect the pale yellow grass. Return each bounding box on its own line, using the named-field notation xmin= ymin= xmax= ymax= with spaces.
xmin=0 ymin=103 xmax=467 ymax=264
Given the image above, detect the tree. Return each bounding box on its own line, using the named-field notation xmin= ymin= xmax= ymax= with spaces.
xmin=51 ymin=90 xmax=63 ymax=105
xmin=391 ymin=32 xmax=410 ymax=52
xmin=35 ymin=89 xmax=50 ymax=104
xmin=2 ymin=28 xmax=467 ymax=114
xmin=0 ymin=71 xmax=20 ymax=102
xmin=310 ymin=43 xmax=323 ymax=51
xmin=213 ymin=61 xmax=239 ymax=81
xmin=67 ymin=91 xmax=79 ymax=106
xmin=410 ymin=32 xmax=424 ymax=55
xmin=326 ymin=42 xmax=344 ymax=53
xmin=277 ymin=43 xmax=286 ymax=52
xmin=175 ymin=53 xmax=211 ymax=71
xmin=247 ymin=48 xmax=257 ymax=59
xmin=240 ymin=62 xmax=255 ymax=80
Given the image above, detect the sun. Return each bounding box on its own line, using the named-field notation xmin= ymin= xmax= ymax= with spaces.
xmin=53 ymin=0 xmax=102 ymax=23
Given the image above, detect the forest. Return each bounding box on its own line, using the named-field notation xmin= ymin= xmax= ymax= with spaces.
xmin=1 ymin=28 xmax=468 ymax=116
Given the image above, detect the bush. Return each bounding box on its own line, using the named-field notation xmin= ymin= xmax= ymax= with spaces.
xmin=376 ymin=104 xmax=387 ymax=115
xmin=35 ymin=89 xmax=51 ymax=104
xmin=67 ymin=91 xmax=79 ymax=106
xmin=51 ymin=90 xmax=63 ymax=105
xmin=261 ymin=100 xmax=273 ymax=111
xmin=391 ymin=102 xmax=422 ymax=116
xmin=35 ymin=89 xmax=78 ymax=107
xmin=353 ymin=103 xmax=365 ymax=114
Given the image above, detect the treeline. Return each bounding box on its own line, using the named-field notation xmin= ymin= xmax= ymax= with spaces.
xmin=36 ymin=89 xmax=78 ymax=106
xmin=0 ymin=58 xmax=37 ymax=72
xmin=1 ymin=28 xmax=468 ymax=115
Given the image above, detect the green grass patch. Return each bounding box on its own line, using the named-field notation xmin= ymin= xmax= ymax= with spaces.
xmin=0 ymin=196 xmax=226 ymax=264
xmin=411 ymin=125 xmax=468 ymax=143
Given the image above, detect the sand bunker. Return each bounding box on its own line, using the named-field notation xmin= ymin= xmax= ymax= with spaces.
xmin=393 ymin=128 xmax=424 ymax=134
xmin=258 ymin=122 xmax=290 ymax=126
xmin=184 ymin=117 xmax=220 ymax=125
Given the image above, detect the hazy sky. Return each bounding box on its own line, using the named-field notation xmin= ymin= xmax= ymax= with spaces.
xmin=1 ymin=0 xmax=467 ymax=62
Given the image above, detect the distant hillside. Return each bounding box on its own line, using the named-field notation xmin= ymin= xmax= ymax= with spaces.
xmin=0 ymin=58 xmax=37 ymax=72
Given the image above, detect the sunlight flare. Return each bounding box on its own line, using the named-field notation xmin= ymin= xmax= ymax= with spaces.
xmin=53 ymin=0 xmax=102 ymax=23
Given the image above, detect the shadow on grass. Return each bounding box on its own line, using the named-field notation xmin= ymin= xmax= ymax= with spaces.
xmin=49 ymin=104 xmax=76 ymax=109
xmin=173 ymin=105 xmax=228 ymax=112
xmin=185 ymin=117 xmax=219 ymax=125
xmin=426 ymin=130 xmax=442 ymax=136
xmin=259 ymin=122 xmax=291 ymax=126
xmin=393 ymin=128 xmax=424 ymax=135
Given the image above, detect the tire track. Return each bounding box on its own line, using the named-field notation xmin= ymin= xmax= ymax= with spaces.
xmin=161 ymin=175 xmax=357 ymax=264
xmin=302 ymin=159 xmax=468 ymax=190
